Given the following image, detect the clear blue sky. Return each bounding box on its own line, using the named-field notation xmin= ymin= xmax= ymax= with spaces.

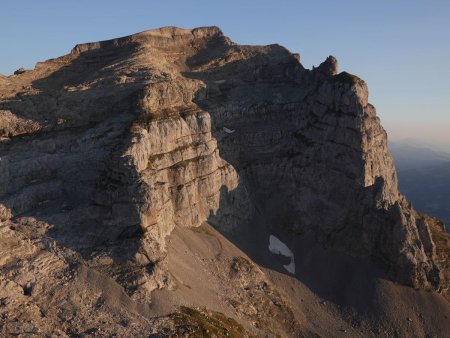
xmin=1 ymin=0 xmax=449 ymax=149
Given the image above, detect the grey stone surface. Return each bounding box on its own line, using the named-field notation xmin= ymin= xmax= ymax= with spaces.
xmin=0 ymin=26 xmax=448 ymax=337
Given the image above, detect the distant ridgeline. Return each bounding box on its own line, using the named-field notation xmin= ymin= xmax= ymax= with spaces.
xmin=389 ymin=141 xmax=450 ymax=233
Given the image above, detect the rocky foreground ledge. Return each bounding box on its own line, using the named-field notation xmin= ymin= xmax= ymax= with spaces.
xmin=0 ymin=26 xmax=449 ymax=337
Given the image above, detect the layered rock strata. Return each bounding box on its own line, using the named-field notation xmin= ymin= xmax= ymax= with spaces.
xmin=0 ymin=27 xmax=448 ymax=336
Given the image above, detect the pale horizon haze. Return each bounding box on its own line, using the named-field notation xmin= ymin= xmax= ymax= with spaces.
xmin=1 ymin=0 xmax=449 ymax=150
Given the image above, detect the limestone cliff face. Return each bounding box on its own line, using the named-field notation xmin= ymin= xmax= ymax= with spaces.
xmin=0 ymin=26 xmax=446 ymax=300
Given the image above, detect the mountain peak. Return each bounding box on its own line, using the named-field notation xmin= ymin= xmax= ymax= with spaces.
xmin=0 ymin=27 xmax=448 ymax=337
xmin=317 ymin=55 xmax=338 ymax=75
xmin=71 ymin=25 xmax=224 ymax=55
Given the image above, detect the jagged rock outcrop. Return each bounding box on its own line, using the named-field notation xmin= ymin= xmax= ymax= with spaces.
xmin=0 ymin=26 xmax=449 ymax=337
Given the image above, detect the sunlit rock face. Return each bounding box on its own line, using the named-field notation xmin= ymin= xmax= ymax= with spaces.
xmin=0 ymin=26 xmax=447 ymax=321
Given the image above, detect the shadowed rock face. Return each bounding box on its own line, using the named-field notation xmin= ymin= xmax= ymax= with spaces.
xmin=0 ymin=26 xmax=449 ymax=336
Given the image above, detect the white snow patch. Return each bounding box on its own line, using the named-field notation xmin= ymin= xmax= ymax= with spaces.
xmin=268 ymin=235 xmax=295 ymax=274
xmin=223 ymin=127 xmax=235 ymax=134
xmin=283 ymin=260 xmax=296 ymax=275
xmin=269 ymin=235 xmax=292 ymax=257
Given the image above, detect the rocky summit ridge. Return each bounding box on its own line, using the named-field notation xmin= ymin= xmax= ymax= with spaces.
xmin=0 ymin=26 xmax=449 ymax=337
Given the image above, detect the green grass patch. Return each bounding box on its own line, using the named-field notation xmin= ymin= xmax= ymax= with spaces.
xmin=417 ymin=212 xmax=449 ymax=255
xmin=170 ymin=306 xmax=253 ymax=338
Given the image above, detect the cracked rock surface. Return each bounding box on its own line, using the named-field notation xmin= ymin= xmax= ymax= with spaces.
xmin=0 ymin=26 xmax=449 ymax=337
